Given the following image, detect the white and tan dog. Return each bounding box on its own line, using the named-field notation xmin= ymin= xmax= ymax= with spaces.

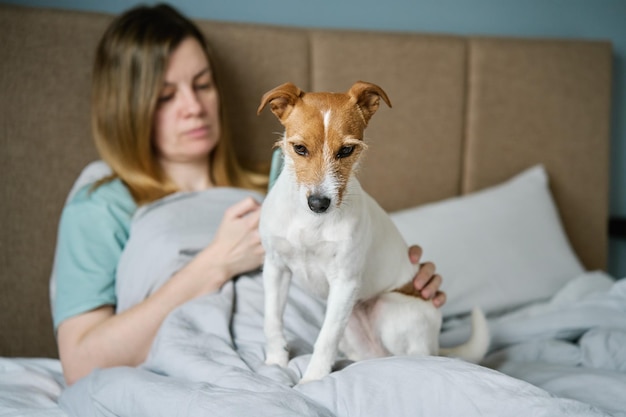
xmin=257 ymin=81 xmax=489 ymax=383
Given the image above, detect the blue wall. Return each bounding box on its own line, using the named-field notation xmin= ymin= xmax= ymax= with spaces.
xmin=4 ymin=0 xmax=626 ymax=277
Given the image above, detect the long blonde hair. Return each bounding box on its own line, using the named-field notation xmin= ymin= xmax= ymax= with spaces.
xmin=92 ymin=4 xmax=267 ymax=205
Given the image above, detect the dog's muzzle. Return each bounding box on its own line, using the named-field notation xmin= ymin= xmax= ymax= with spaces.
xmin=308 ymin=195 xmax=331 ymax=213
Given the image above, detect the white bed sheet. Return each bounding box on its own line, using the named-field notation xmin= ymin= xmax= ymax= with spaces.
xmin=0 ymin=357 xmax=66 ymax=417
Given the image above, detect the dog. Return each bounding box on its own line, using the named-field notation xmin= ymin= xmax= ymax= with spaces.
xmin=257 ymin=81 xmax=490 ymax=383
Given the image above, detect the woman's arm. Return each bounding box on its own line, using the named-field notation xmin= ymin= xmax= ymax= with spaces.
xmin=57 ymin=197 xmax=264 ymax=385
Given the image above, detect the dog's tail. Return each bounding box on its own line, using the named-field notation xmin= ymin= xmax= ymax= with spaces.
xmin=438 ymin=307 xmax=490 ymax=364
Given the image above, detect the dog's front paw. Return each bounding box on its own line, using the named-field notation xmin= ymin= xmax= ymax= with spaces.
xmin=297 ymin=375 xmax=317 ymax=385
xmin=299 ymin=364 xmax=331 ymax=384
xmin=265 ymin=344 xmax=289 ymax=368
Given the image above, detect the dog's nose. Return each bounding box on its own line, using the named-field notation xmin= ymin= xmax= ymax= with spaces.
xmin=308 ymin=195 xmax=331 ymax=213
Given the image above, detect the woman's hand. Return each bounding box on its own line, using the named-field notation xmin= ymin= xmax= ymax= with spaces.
xmin=57 ymin=198 xmax=266 ymax=386
xmin=408 ymin=245 xmax=446 ymax=308
xmin=200 ymin=197 xmax=265 ymax=285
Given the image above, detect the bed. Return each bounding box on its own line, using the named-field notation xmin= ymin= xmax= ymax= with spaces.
xmin=1 ymin=4 xmax=624 ymax=417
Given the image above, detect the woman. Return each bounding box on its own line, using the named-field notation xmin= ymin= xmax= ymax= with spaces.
xmin=52 ymin=4 xmax=446 ymax=386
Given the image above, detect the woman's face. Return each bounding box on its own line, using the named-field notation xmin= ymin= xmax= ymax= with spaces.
xmin=153 ymin=37 xmax=220 ymax=165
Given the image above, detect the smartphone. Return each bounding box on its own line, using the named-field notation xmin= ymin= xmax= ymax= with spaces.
xmin=268 ymin=147 xmax=284 ymax=192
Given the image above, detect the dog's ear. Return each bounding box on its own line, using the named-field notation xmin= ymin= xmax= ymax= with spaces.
xmin=348 ymin=81 xmax=392 ymax=125
xmin=257 ymin=82 xmax=303 ymax=122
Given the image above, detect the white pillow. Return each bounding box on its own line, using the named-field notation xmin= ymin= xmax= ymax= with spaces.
xmin=390 ymin=165 xmax=585 ymax=318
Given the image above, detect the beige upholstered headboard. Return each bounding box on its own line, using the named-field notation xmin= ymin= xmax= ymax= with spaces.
xmin=0 ymin=4 xmax=612 ymax=358
xmin=201 ymin=23 xmax=612 ymax=271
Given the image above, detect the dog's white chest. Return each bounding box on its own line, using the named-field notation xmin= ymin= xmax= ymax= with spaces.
xmin=266 ymin=222 xmax=350 ymax=297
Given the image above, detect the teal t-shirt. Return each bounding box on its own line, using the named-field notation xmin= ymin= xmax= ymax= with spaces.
xmin=52 ymin=179 xmax=137 ymax=329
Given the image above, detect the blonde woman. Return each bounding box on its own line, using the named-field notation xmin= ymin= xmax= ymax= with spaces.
xmin=52 ymin=4 xmax=446 ymax=386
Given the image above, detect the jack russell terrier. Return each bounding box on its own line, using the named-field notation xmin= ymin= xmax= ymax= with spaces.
xmin=257 ymin=81 xmax=490 ymax=383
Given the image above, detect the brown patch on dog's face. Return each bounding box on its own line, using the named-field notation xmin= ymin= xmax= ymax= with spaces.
xmin=281 ymin=93 xmax=367 ymax=208
xmin=258 ymin=81 xmax=390 ymax=212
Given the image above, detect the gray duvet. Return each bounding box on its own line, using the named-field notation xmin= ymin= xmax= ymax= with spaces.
xmin=55 ymin=188 xmax=626 ymax=417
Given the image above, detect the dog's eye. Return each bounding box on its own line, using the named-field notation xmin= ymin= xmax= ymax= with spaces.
xmin=293 ymin=144 xmax=308 ymax=156
xmin=336 ymin=146 xmax=354 ymax=159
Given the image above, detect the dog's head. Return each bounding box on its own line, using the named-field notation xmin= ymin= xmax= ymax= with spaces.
xmin=258 ymin=81 xmax=391 ymax=214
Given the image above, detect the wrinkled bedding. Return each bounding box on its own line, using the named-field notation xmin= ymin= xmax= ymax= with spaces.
xmin=56 ymin=270 xmax=626 ymax=417
xmin=0 ymin=358 xmax=66 ymax=417
xmin=3 ymin=189 xmax=625 ymax=417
